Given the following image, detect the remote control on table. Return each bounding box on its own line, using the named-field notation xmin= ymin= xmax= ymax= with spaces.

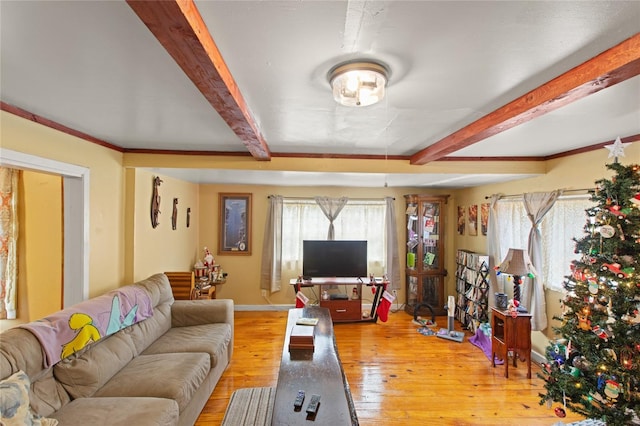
xmin=294 ymin=390 xmax=305 ymax=410
xmin=306 ymin=394 xmax=321 ymax=415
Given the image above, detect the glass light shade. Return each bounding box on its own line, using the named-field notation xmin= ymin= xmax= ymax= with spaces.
xmin=329 ymin=61 xmax=388 ymax=107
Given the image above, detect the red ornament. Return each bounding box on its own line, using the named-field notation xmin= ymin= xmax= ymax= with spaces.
xmin=621 ymin=347 xmax=634 ymax=370
xmin=554 ymin=407 xmax=566 ymax=417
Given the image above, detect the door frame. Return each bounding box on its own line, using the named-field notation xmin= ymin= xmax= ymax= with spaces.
xmin=0 ymin=149 xmax=89 ymax=306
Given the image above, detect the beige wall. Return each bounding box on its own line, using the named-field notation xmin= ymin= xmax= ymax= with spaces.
xmin=450 ymin=142 xmax=640 ymax=355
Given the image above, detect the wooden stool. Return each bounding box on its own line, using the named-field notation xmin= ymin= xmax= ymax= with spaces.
xmin=222 ymin=387 xmax=274 ymax=426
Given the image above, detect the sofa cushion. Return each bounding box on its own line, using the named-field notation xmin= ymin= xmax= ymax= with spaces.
xmin=0 ymin=328 xmax=71 ymax=417
xmin=143 ymin=323 xmax=232 ymax=368
xmin=94 ymin=353 xmax=209 ymax=412
xmin=0 ymin=370 xmax=59 ymax=426
xmin=49 ymin=397 xmax=178 ymax=426
xmin=54 ymin=330 xmax=136 ymax=399
xmin=134 ymin=273 xmax=175 ymax=307
xmin=124 ymin=303 xmax=173 ymax=355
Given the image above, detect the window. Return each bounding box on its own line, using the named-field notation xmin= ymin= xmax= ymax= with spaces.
xmin=281 ymin=199 xmax=387 ymax=280
xmin=496 ymin=196 xmax=594 ymax=292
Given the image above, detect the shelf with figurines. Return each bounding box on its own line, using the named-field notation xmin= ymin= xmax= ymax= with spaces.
xmin=193 ymin=246 xmax=228 ymax=299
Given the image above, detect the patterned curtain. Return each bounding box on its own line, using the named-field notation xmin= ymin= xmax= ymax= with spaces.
xmin=0 ymin=168 xmax=19 ymax=319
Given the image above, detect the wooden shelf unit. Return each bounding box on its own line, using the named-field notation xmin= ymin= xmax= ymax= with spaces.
xmin=454 ymin=249 xmax=490 ymax=333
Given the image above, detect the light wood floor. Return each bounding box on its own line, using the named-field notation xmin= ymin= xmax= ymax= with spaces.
xmin=195 ymin=307 xmax=585 ymax=425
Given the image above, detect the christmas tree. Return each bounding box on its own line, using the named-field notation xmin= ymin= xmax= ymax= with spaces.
xmin=539 ymin=156 xmax=640 ymax=425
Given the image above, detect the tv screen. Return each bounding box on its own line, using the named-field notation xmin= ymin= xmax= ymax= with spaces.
xmin=302 ymin=240 xmax=368 ymax=278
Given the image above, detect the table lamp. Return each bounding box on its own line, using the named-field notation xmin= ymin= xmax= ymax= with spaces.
xmin=495 ymin=248 xmax=536 ymax=311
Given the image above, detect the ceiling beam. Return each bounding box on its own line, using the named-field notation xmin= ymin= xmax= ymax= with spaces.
xmin=410 ymin=33 xmax=640 ymax=165
xmin=126 ymin=0 xmax=271 ymax=161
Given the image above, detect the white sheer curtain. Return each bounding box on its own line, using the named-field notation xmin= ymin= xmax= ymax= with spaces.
xmin=0 ymin=168 xmax=18 ymax=319
xmin=486 ymin=194 xmax=502 ymax=308
xmin=522 ymin=191 xmax=560 ymax=331
xmin=541 ymin=197 xmax=593 ymax=292
xmin=281 ymin=199 xmax=387 ymax=281
xmin=260 ymin=195 xmax=283 ymax=293
xmin=493 ymin=193 xmax=591 ymax=331
xmin=282 ymin=199 xmax=328 ymax=278
xmin=314 ymin=196 xmax=348 ymax=240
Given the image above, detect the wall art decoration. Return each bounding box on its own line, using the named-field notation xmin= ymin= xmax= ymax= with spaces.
xmin=468 ymin=204 xmax=478 ymax=236
xmin=151 ymin=176 xmax=162 ymax=228
xmin=481 ymin=202 xmax=489 ymax=236
xmin=457 ymin=205 xmax=465 ymax=235
xmin=219 ymin=193 xmax=251 ymax=255
xmin=172 ymin=198 xmax=178 ymax=230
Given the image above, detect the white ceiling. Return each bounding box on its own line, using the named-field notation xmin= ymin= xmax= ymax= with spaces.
xmin=1 ymin=1 xmax=639 ymax=187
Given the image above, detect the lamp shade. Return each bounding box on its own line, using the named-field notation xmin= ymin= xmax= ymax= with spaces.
xmin=328 ymin=61 xmax=388 ymax=107
xmin=497 ymin=248 xmax=537 ymax=277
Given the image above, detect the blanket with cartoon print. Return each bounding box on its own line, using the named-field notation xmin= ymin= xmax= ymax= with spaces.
xmin=21 ymin=285 xmax=153 ymax=367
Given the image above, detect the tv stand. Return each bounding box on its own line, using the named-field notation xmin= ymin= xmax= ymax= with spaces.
xmin=290 ymin=277 xmax=386 ymax=323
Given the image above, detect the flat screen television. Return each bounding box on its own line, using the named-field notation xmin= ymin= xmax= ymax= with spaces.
xmin=302 ymin=240 xmax=368 ymax=278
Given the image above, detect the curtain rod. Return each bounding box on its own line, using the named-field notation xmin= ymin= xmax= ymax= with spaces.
xmin=485 ymin=188 xmax=594 ymax=200
xmin=268 ymin=196 xmax=395 ymax=201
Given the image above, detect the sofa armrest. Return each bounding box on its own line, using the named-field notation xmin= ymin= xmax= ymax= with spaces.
xmin=171 ymin=299 xmax=234 ymax=329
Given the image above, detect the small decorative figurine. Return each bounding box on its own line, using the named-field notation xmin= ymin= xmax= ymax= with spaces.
xmin=203 ymin=247 xmax=214 ymax=270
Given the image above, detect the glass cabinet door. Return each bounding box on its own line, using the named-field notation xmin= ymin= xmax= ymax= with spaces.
xmin=407 ymin=275 xmax=418 ymax=307
xmin=419 ymin=275 xmax=444 ymax=314
xmin=406 ymin=201 xmax=418 ymax=270
xmin=420 ymin=201 xmax=440 ymax=271
xmin=404 ymin=194 xmax=449 ymax=316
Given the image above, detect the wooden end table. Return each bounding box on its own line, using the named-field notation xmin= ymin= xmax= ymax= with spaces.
xmin=491 ymin=307 xmax=532 ymax=378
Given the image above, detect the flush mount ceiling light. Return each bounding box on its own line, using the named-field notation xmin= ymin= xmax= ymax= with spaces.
xmin=328 ymin=60 xmax=389 ymax=107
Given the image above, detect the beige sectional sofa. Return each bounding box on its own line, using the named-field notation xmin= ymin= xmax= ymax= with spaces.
xmin=0 ymin=273 xmax=234 ymax=426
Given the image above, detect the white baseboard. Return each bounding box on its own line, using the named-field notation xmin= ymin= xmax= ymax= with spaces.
xmin=235 ymin=304 xmax=293 ymax=311
xmin=235 ymin=303 xmax=377 ymax=312
xmin=531 ymin=349 xmax=545 ymax=366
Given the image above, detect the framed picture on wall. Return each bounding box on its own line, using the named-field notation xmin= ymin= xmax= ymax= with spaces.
xmin=468 ymin=204 xmax=478 ymax=236
xmin=457 ymin=206 xmax=465 ymax=235
xmin=481 ymin=202 xmax=489 ymax=236
xmin=218 ymin=193 xmax=252 ymax=255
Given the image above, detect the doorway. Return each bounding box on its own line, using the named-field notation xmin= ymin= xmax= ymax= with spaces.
xmin=0 ymin=149 xmax=89 ymax=307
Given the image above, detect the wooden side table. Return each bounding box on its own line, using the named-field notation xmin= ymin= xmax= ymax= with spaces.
xmin=491 ymin=307 xmax=532 ymax=378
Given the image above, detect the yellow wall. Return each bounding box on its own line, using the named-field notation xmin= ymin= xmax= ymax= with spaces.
xmin=3 ymin=107 xmax=638 ymax=358
xmin=197 ymin=184 xmax=452 ymax=305
xmin=126 ymin=168 xmax=200 ymax=282
xmin=1 ymin=111 xmax=125 ymax=297
xmin=0 ymin=170 xmax=63 ymax=332
xmin=22 ymin=170 xmax=63 ymax=320
xmin=450 ymin=143 xmax=640 ymax=355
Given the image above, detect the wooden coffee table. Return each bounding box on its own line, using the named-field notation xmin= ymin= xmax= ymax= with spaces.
xmin=272 ymin=306 xmax=358 ymax=425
